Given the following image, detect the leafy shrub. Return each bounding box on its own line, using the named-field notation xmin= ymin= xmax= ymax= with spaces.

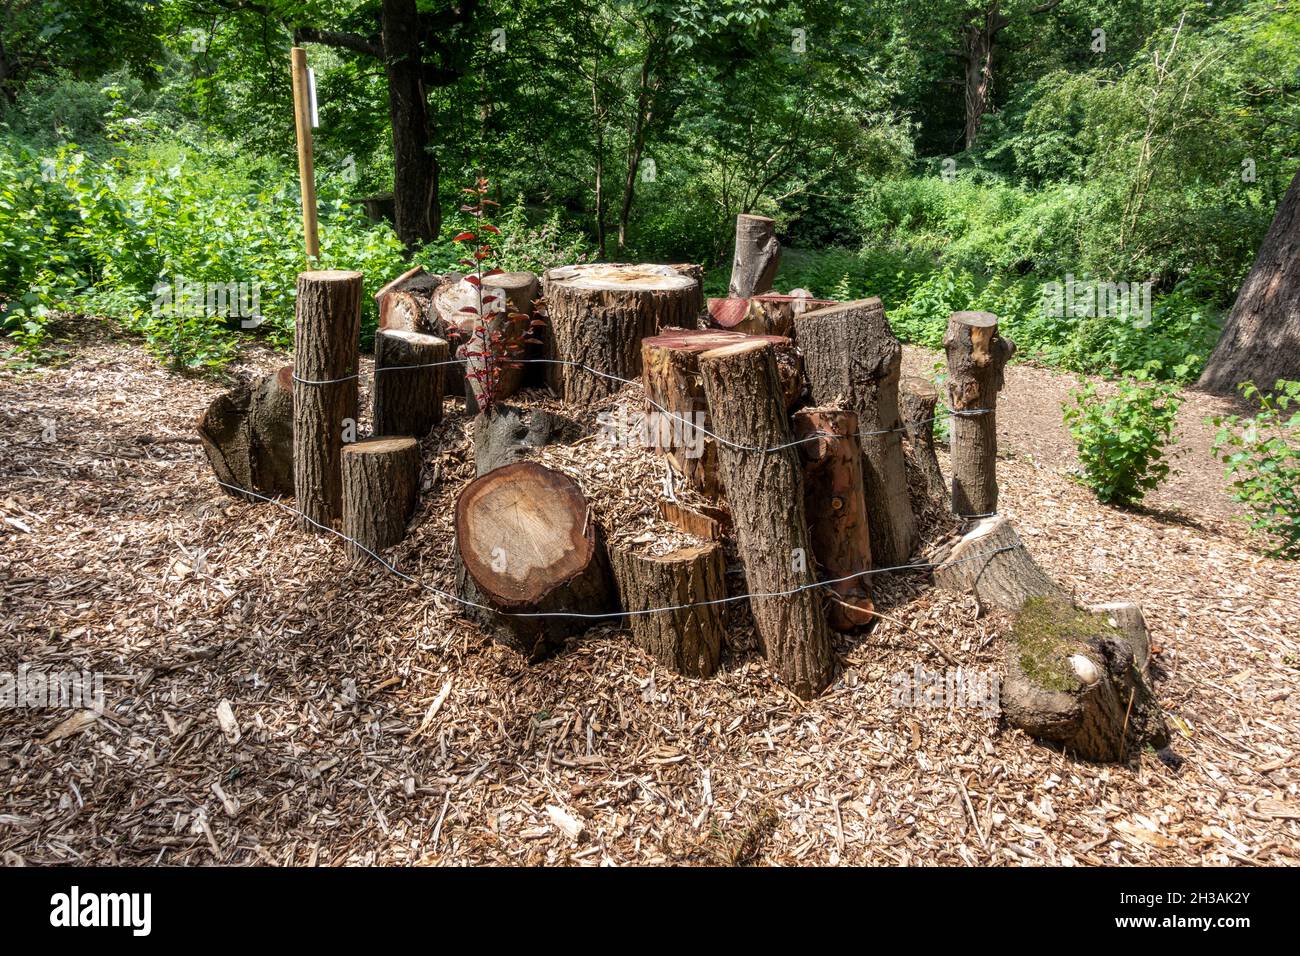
xmin=1212 ymin=380 xmax=1300 ymax=559
xmin=1063 ymin=368 xmax=1183 ymax=505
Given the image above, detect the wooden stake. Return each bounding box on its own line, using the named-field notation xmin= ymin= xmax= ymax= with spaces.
xmin=290 ymin=47 xmax=320 ymax=261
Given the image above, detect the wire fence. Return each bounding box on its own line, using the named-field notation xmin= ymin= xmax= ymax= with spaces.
xmin=215 ymin=479 xmax=1015 ymax=622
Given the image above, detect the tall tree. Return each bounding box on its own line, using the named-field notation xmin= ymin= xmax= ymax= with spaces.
xmin=1199 ymin=166 xmax=1300 ymax=394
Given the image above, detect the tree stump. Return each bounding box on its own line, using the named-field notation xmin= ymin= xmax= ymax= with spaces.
xmin=543 ymin=263 xmax=699 ymax=405
xmin=944 ymin=311 xmax=1015 ymax=518
xmin=728 ymin=214 xmax=781 ymax=298
xmin=934 ymin=516 xmax=1168 ymax=763
xmin=668 ymin=263 xmax=706 ymax=319
xmin=797 ymin=298 xmax=915 ymax=566
xmin=373 ymin=329 xmax=448 ymax=438
xmin=293 ymin=270 xmax=362 ymax=530
xmin=793 ymin=407 xmax=874 ymax=632
xmin=698 ymin=339 xmax=834 ymax=699
xmin=197 ymin=366 xmax=294 ymax=500
xmin=642 ymin=327 xmax=802 ymax=498
xmin=341 ymin=437 xmax=420 ymax=560
xmin=376 ymin=267 xmax=441 ymax=333
xmin=899 ymin=375 xmax=946 ymax=503
xmin=609 ymin=542 xmax=726 ymax=677
xmin=454 ymin=462 xmax=616 ymax=661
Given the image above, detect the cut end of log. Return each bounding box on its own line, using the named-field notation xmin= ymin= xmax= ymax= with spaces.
xmin=698 ymin=338 xmax=771 ymax=361
xmin=799 ymin=297 xmax=884 ymax=322
xmin=949 ymin=310 xmax=998 ymax=328
xmin=455 ymin=461 xmax=596 ymax=607
xmin=900 ymin=374 xmax=937 ymax=400
xmin=546 ymin=263 xmax=696 ymax=291
xmin=300 ymin=269 xmax=364 ymax=284
xmin=343 ymin=436 xmax=418 ymax=458
xmin=378 ymin=328 xmax=446 ymax=349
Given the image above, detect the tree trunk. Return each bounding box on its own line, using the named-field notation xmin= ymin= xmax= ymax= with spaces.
xmin=642 ymin=327 xmax=802 ymax=498
xmin=609 ymin=542 xmax=726 ymax=677
xmin=944 ymin=311 xmax=1014 ymax=518
xmin=1198 ymin=165 xmax=1300 ymax=393
xmin=433 ymin=273 xmax=534 ymax=405
xmin=197 ymin=366 xmax=295 ymax=500
xmin=454 ymin=461 xmax=616 ymax=661
xmin=900 ymin=375 xmax=946 ymax=503
xmin=668 ymin=263 xmax=706 ymax=319
xmin=373 ymin=329 xmax=448 ymax=438
xmin=542 ymin=263 xmax=698 ymax=405
xmin=793 ymin=407 xmax=874 ymax=632
xmin=472 ymin=404 xmax=554 ymax=476
xmin=341 ymin=436 xmax=420 ymax=559
xmin=698 ymin=339 xmax=834 ymax=699
xmin=293 ymin=270 xmax=362 ymax=530
xmin=381 ymin=0 xmax=439 ymax=250
xmin=797 ymin=298 xmax=915 ymax=566
xmin=728 ymin=214 xmax=781 ymax=298
xmin=962 ymin=10 xmax=1001 ymax=151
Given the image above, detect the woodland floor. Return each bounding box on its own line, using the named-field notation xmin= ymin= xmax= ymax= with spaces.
xmin=1 ymin=318 xmax=1298 ymax=866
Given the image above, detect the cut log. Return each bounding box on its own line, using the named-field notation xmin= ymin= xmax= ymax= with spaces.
xmin=609 ymin=542 xmax=726 ymax=678
xmin=293 ymin=270 xmax=362 ymax=530
xmin=372 ymin=329 xmax=448 ymax=438
xmin=455 ymin=462 xmax=616 ymax=661
xmin=698 ymin=339 xmax=834 ymax=699
xmin=793 ymin=407 xmax=874 ymax=632
xmin=797 ymin=298 xmax=915 ymax=566
xmin=641 ymin=327 xmax=803 ymax=498
xmin=728 ymin=214 xmax=781 ymax=298
xmin=472 ymin=404 xmax=554 ymax=477
xmin=375 ymin=266 xmax=441 ymax=330
xmin=934 ymin=517 xmax=1168 ymax=763
xmin=340 ymin=436 xmax=420 ymax=559
xmin=708 ymin=293 xmax=837 ymax=338
xmin=543 ymin=263 xmax=699 ymax=405
xmin=197 ymin=365 xmax=294 ymax=500
xmin=1086 ymin=601 xmax=1152 ymax=681
xmin=932 ymin=516 xmax=1057 ymax=612
xmin=899 ymin=375 xmax=946 ymax=503
xmin=1002 ymin=595 xmax=1169 ymax=763
xmin=944 ymin=311 xmax=1015 ymax=518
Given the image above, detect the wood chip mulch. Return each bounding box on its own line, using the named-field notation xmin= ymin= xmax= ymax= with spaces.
xmin=1 ymin=325 xmax=1297 ymax=866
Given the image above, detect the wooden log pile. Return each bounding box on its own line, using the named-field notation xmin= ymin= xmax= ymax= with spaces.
xmin=190 ymin=217 xmax=1170 ymax=746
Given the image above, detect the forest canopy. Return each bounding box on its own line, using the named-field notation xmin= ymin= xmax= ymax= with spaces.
xmin=1 ymin=0 xmax=1297 ymax=381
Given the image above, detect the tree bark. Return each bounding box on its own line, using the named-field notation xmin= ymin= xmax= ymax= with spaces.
xmin=455 ymin=462 xmax=616 ymax=661
xmin=668 ymin=263 xmax=706 ymax=319
xmin=642 ymin=327 xmax=802 ymax=498
xmin=609 ymin=542 xmax=726 ymax=678
xmin=293 ymin=270 xmax=362 ymax=530
xmin=797 ymin=298 xmax=915 ymax=566
xmin=900 ymin=374 xmax=947 ymax=503
xmin=728 ymin=214 xmax=781 ymax=298
xmin=1198 ymin=165 xmax=1300 ymax=393
xmin=933 ymin=516 xmax=1057 ymax=612
xmin=341 ymin=436 xmax=420 ymax=559
xmin=197 ymin=366 xmax=295 ymax=500
xmin=944 ymin=311 xmax=1014 ymax=518
xmin=381 ymin=0 xmax=439 ymax=250
xmin=543 ymin=263 xmax=698 ymax=405
xmin=472 ymin=404 xmax=554 ymax=477
xmin=793 ymin=407 xmax=874 ymax=632
xmin=698 ymin=339 xmax=834 ymax=699
xmin=433 ymin=273 xmax=534 ymax=405
xmin=373 ymin=329 xmax=447 ymax=438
